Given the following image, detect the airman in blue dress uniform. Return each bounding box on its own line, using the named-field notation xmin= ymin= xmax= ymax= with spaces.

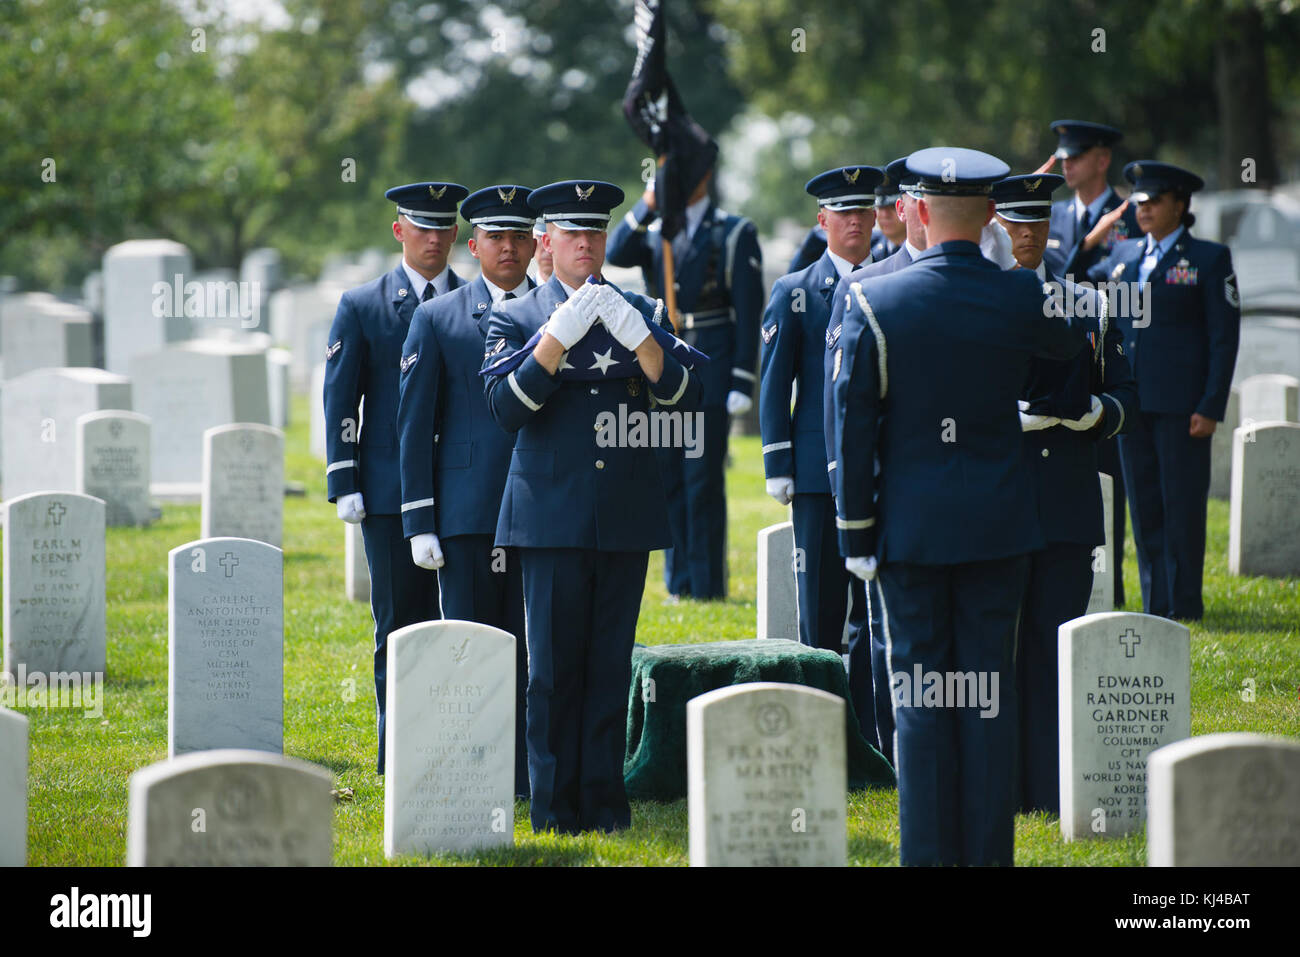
xmin=325 ymin=181 xmax=468 ymax=774
xmin=1045 ymin=120 xmax=1144 ymax=608
xmin=760 ymin=165 xmax=883 ymax=745
xmin=607 ymin=165 xmax=763 ymax=599
xmin=1091 ymin=162 xmax=1240 ymax=621
xmin=992 ymin=173 xmax=1137 ymax=814
xmin=481 ymin=180 xmax=703 ymax=833
xmin=397 ymin=184 xmax=538 ymax=797
xmin=833 ymin=148 xmax=1095 ymax=865
xmin=821 ymin=155 xmax=925 ymax=766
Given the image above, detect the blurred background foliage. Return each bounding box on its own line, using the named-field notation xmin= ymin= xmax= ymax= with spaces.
xmin=2 ymin=0 xmax=1296 ymax=291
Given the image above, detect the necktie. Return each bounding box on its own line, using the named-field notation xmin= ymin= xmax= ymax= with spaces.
xmin=1138 ymin=240 xmax=1162 ymax=285
xmin=504 ymin=292 xmax=516 ymax=300
xmin=421 ymin=284 xmax=435 ymax=303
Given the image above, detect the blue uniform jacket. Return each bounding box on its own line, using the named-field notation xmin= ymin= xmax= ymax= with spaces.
xmin=822 ymin=245 xmax=917 ymax=496
xmin=480 ymin=276 xmax=703 ymax=551
xmin=759 ymin=251 xmax=841 ymax=493
xmin=1089 ymin=230 xmax=1240 ymax=420
xmin=324 ymin=264 xmax=465 ymax=512
xmin=607 ymin=199 xmax=763 ymax=399
xmin=832 ymin=241 xmax=1094 ymax=563
xmin=397 ymin=275 xmax=534 ymax=540
xmin=1045 ymin=186 xmax=1141 ymax=280
xmin=1022 ymin=266 xmax=1138 ymax=545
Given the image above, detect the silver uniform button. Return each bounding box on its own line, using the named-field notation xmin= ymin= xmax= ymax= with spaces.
xmin=595 ymin=460 xmax=605 ymax=470
xmin=590 ymin=387 xmax=599 ymax=395
xmin=1041 ymin=448 xmax=1050 ymax=458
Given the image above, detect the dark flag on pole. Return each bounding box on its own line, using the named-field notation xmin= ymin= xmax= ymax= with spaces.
xmin=622 ymin=0 xmax=718 ymax=243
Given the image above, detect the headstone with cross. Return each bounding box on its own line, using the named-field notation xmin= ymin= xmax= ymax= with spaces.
xmin=127 ymin=749 xmax=332 ymax=866
xmin=383 ymin=621 xmax=517 ymax=858
xmin=1230 ymin=421 xmax=1300 ymax=578
xmin=2 ymin=491 xmax=106 ymax=678
xmin=1148 ymin=733 xmax=1300 ymax=866
xmin=1058 ymin=612 xmax=1191 ymax=842
xmin=167 ymin=537 xmax=283 ymax=757
xmin=1 ymin=368 xmax=132 ymax=499
xmin=201 ymin=423 xmax=284 ymax=547
xmin=75 ymin=410 xmax=152 ymax=527
xmin=687 ymin=682 xmax=846 ymax=866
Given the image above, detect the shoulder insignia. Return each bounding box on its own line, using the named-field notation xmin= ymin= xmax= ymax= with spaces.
xmin=1225 ymin=272 xmax=1240 ymax=308
xmin=826 ymin=322 xmax=842 ymax=350
xmin=400 ymin=352 xmax=418 ymax=374
xmin=761 ymin=321 xmax=777 ymax=345
xmin=326 ymin=340 xmax=343 ymax=360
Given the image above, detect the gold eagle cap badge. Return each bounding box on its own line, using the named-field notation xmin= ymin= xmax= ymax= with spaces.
xmin=1024 ymin=178 xmax=1042 ymax=192
xmin=428 ymin=184 xmax=447 ymax=199
xmin=497 ymin=186 xmax=517 ymax=204
xmin=1131 ymin=164 xmax=1143 ymax=179
xmin=576 ymin=184 xmax=596 ymax=202
xmin=843 ymin=168 xmax=861 ymax=183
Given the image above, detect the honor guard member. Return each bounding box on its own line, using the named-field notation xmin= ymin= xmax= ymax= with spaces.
xmin=397 ymin=185 xmax=537 ymax=797
xmin=532 ymin=219 xmax=554 ymax=283
xmin=607 ymin=164 xmax=763 ymax=599
xmin=820 ymin=156 xmax=926 ymax=766
xmin=1092 ymin=162 xmax=1239 ymax=621
xmin=871 ymin=173 xmax=907 ymax=262
xmin=481 ymin=180 xmax=704 ymax=833
xmin=325 ymin=180 xmax=469 ymax=774
xmin=1046 ymin=121 xmax=1143 ymax=605
xmin=993 ymin=173 xmax=1137 ymax=815
xmin=787 ymin=224 xmax=827 ymax=274
xmin=833 ymin=148 xmax=1094 ymax=865
xmin=760 ymin=165 xmax=883 ymax=746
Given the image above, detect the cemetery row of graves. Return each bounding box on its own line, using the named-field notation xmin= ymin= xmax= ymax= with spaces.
xmin=1 ymin=195 xmax=1299 ymax=865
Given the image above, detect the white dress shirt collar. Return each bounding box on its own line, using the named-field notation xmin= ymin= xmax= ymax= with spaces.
xmin=826 ymin=248 xmax=866 ymax=280
xmin=904 ymin=240 xmax=924 ymax=261
xmin=482 ymin=275 xmax=530 ymax=303
xmin=402 ymin=260 xmax=450 ymax=300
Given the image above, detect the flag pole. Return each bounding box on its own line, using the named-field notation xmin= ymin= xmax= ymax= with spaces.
xmin=661 ymin=237 xmax=681 ymax=334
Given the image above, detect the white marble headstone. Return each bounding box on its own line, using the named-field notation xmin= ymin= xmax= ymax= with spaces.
xmin=688 ymin=682 xmax=846 ymax=866
xmin=345 ymin=521 xmax=370 ymax=603
xmin=1086 ymin=472 xmax=1115 ymax=615
xmin=2 ymin=492 xmax=106 ymax=678
xmin=201 ymin=424 xmax=284 ymax=547
xmin=0 ymin=293 xmax=94 ymax=379
xmin=168 ymin=537 xmax=283 ymax=757
xmin=1 ymin=368 xmax=132 ymax=498
xmin=1229 ymin=421 xmax=1300 ymax=577
xmin=269 ymin=283 xmax=345 ymax=391
xmin=384 ymin=621 xmax=516 ymax=857
xmin=1058 ymin=612 xmax=1190 ymax=841
xmin=1148 ymin=733 xmax=1300 ymax=866
xmin=309 ymin=362 xmax=327 ymax=461
xmin=76 ymin=411 xmax=152 ymax=527
xmin=130 ymin=339 xmax=271 ymax=486
xmin=1233 ymin=317 xmax=1300 ymax=386
xmin=127 ymin=749 xmax=332 ymax=866
xmin=757 ymin=522 xmax=799 ymax=641
xmin=102 ymin=239 xmax=193 ymax=374
xmin=267 ymin=348 xmax=292 ymax=429
xmin=1210 ymin=387 xmax=1240 ymax=500
xmin=0 ymin=708 xmax=28 ymax=866
xmin=1239 ymin=373 xmax=1300 ymax=426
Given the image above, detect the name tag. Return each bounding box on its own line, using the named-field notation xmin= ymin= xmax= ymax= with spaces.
xmin=1046 ymin=238 xmax=1061 ymax=249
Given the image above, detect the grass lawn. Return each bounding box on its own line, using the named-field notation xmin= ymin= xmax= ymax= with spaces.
xmin=6 ymin=394 xmax=1298 ymax=866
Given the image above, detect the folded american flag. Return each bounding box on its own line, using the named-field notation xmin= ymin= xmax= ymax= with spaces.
xmin=482 ymin=306 xmax=710 ymax=382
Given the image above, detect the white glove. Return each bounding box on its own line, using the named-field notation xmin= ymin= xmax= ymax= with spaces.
xmin=1061 ymin=394 xmax=1104 ymax=431
xmin=1018 ymin=398 xmax=1060 ymax=432
xmin=336 ymin=492 xmax=366 ymax=523
xmin=545 ymin=283 xmax=600 ymax=349
xmin=726 ymin=391 xmax=753 ymax=415
xmin=410 ymin=533 xmax=444 ymax=570
xmin=593 ymin=285 xmax=651 ymax=351
xmin=766 ymin=477 xmax=794 ymax=506
xmin=846 ymin=556 xmax=877 ymax=582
